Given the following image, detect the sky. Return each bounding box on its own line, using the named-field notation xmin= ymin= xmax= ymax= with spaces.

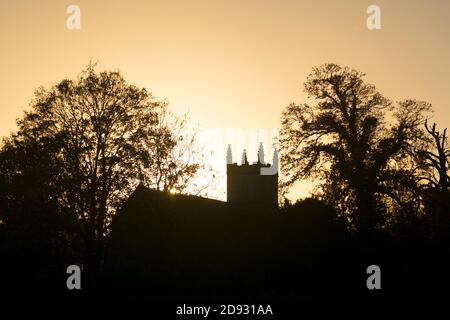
xmin=1 ymin=0 xmax=449 ymax=199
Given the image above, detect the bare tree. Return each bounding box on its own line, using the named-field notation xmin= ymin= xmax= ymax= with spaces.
xmin=415 ymin=121 xmax=450 ymax=237
xmin=138 ymin=103 xmax=217 ymax=196
xmin=418 ymin=121 xmax=450 ymax=191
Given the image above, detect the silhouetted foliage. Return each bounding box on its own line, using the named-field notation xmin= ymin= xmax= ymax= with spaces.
xmin=100 ymin=187 xmax=450 ymax=304
xmin=1 ymin=62 xmax=449 ymax=308
xmin=280 ymin=63 xmax=432 ymax=233
xmin=0 ymin=133 xmax=81 ymax=295
xmin=0 ymin=64 xmax=205 ymax=287
xmin=417 ymin=122 xmax=450 ymax=240
xmin=138 ymin=104 xmax=215 ymax=196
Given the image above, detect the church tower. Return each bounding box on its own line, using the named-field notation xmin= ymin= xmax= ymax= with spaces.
xmin=226 ymin=143 xmax=278 ymax=208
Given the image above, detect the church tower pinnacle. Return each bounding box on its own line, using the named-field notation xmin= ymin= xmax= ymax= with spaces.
xmin=258 ymin=142 xmax=265 ymax=165
xmin=241 ymin=149 xmax=249 ymax=165
xmin=227 ymin=143 xmax=278 ymax=208
xmin=226 ymin=144 xmax=233 ymax=164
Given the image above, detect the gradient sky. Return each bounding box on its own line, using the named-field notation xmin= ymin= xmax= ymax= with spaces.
xmin=1 ymin=0 xmax=449 ymax=199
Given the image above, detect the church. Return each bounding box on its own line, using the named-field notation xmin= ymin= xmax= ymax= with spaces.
xmin=226 ymin=143 xmax=278 ymax=208
xmin=101 ymin=143 xmax=279 ymax=298
xmin=100 ymin=142 xmax=349 ymax=301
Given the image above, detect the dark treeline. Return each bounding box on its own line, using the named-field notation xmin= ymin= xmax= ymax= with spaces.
xmin=0 ymin=63 xmax=449 ymax=304
xmin=98 ymin=186 xmax=449 ymax=304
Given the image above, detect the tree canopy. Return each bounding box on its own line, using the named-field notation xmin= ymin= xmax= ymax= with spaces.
xmin=280 ymin=63 xmax=434 ymax=232
xmin=0 ymin=64 xmax=207 ymax=282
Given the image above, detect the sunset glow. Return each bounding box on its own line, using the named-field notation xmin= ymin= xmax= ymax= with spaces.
xmin=1 ymin=0 xmax=449 ymax=200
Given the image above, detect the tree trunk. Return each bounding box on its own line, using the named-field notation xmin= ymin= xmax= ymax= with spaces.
xmin=354 ymin=183 xmax=380 ymax=234
xmin=84 ymin=234 xmax=104 ymax=293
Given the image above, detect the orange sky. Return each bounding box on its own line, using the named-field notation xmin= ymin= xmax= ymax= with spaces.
xmin=1 ymin=0 xmax=449 ymax=199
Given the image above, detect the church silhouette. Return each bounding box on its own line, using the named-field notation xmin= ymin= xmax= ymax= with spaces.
xmin=98 ymin=142 xmax=430 ymax=304
xmin=101 ymin=143 xmax=280 ymax=299
xmin=227 ymin=143 xmax=278 ymax=208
